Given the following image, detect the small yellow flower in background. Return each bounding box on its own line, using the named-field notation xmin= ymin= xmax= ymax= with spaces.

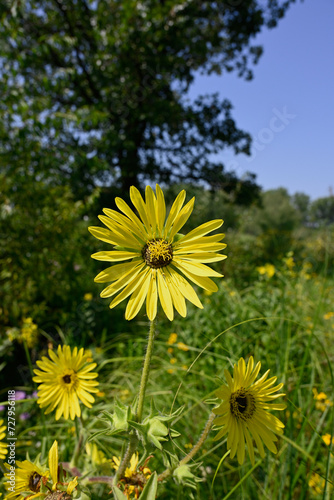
xmin=213 ymin=356 xmax=286 ymax=465
xmin=322 ymin=433 xmax=334 ymax=446
xmin=5 ymin=459 xmax=49 ymax=499
xmin=309 ymin=472 xmax=325 ymax=495
xmin=86 ymin=443 xmax=110 ymax=466
xmin=112 ymin=453 xmax=151 ymax=499
xmin=33 ymin=345 xmax=99 ymax=420
xmin=167 ymin=333 xmax=177 ymax=345
xmin=84 ymin=293 xmax=93 ymax=301
xmin=312 ymin=388 xmax=333 ymax=412
xmin=0 ymin=419 xmax=8 ymax=460
xmin=85 ymin=349 xmax=93 ymax=362
xmin=257 ymin=263 xmax=276 ymax=279
xmin=167 ymin=368 xmax=174 ymax=374
xmin=167 ymin=347 xmax=174 ymax=354
xmin=177 ymin=342 xmax=189 ymax=351
xmin=119 ymin=389 xmax=130 ymax=401
xmin=96 ymin=390 xmax=105 ymax=397
xmin=170 ymin=358 xmax=177 ymax=365
xmin=229 ymin=290 xmax=236 ymax=297
xmin=20 ymin=317 xmax=39 ymax=348
xmin=182 ymin=365 xmax=188 ymax=371
xmin=283 ymin=253 xmax=295 ymax=270
xmin=185 ymin=443 xmax=193 ymax=449
xmin=89 ymin=184 xmax=226 ymax=321
xmin=323 ymin=311 xmax=334 ymax=320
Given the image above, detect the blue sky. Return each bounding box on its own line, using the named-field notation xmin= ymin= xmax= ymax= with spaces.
xmin=188 ymin=0 xmax=334 ymax=200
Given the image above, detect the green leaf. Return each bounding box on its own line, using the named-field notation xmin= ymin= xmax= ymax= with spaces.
xmin=112 ymin=485 xmax=128 ymax=500
xmin=138 ymin=472 xmax=158 ymax=500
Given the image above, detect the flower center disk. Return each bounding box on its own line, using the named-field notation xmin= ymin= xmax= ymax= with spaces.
xmin=143 ymin=239 xmax=173 ymax=269
xmin=230 ymin=388 xmax=256 ymax=421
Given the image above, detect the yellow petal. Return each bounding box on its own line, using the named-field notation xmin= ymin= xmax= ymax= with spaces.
xmin=98 ymin=215 xmax=143 ymax=249
xmin=146 ymin=270 xmax=158 ymax=320
xmin=175 ymin=219 xmax=223 ymax=245
xmin=130 ymin=186 xmax=152 ymax=237
xmin=168 ymin=268 xmax=203 ymax=309
xmin=102 ymin=208 xmax=146 ymax=242
xmin=109 ymin=268 xmax=150 ymax=311
xmin=66 ymin=477 xmax=78 ymax=495
xmin=157 ymin=269 xmax=174 ymax=320
xmin=125 ymin=274 xmax=151 ymax=320
xmin=49 ymin=440 xmax=58 ymax=488
xmin=163 ymin=268 xmax=187 ymax=317
xmin=173 ymin=258 xmax=223 ymax=277
xmin=115 ymin=197 xmax=148 ymax=236
xmin=88 ymin=226 xmax=121 ymax=245
xmin=100 ymin=263 xmax=144 ymax=298
xmin=169 ymin=197 xmax=195 ymax=240
xmin=145 ymin=185 xmax=157 ymax=235
xmin=172 ymin=265 xmax=218 ymax=292
xmin=163 ymin=190 xmax=186 ymax=238
xmin=91 ymin=250 xmax=139 ymax=262
xmin=155 ymin=184 xmax=166 ymax=234
xmin=94 ymin=260 xmax=142 ymax=283
xmin=180 ymin=252 xmax=227 ymax=263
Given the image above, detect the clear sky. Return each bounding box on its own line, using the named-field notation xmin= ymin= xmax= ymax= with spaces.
xmin=187 ymin=0 xmax=334 ymax=200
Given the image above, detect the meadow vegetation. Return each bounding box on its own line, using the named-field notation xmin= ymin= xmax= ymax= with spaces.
xmin=0 ymin=183 xmax=333 ymax=499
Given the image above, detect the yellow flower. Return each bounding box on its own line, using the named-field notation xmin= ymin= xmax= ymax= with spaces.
xmin=177 ymin=342 xmax=189 ymax=351
xmin=4 ymin=459 xmax=49 ymax=499
xmin=167 ymin=333 xmax=177 ymax=345
xmin=0 ymin=419 xmax=8 ymax=460
xmin=323 ymin=311 xmax=334 ymax=320
xmin=86 ymin=443 xmax=110 ymax=466
xmin=312 ymin=388 xmax=332 ymax=412
xmin=20 ymin=317 xmax=38 ymax=348
xmin=112 ymin=453 xmax=151 ymax=499
xmin=309 ymin=472 xmax=325 ymax=495
xmin=283 ymin=255 xmax=295 ymax=270
xmin=167 ymin=347 xmax=174 ymax=354
xmin=213 ymin=357 xmax=286 ymax=465
xmin=89 ymin=184 xmax=226 ymax=321
xmin=33 ymin=345 xmax=99 ymax=420
xmin=322 ymin=433 xmax=334 ymax=446
xmin=257 ymin=263 xmax=275 ymax=278
xmin=84 ymin=293 xmax=93 ymax=301
xmin=170 ymin=357 xmax=177 ymax=365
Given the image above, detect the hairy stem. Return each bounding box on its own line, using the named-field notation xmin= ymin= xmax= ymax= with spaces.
xmin=158 ymin=412 xmax=216 ymax=482
xmin=136 ymin=319 xmax=156 ymax=422
xmin=113 ymin=320 xmax=156 ymax=490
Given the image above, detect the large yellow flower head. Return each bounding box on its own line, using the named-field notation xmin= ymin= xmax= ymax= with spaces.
xmin=33 ymin=345 xmax=99 ymax=420
xmin=4 ymin=459 xmax=49 ymax=499
xmin=0 ymin=419 xmax=8 ymax=460
xmin=89 ymin=184 xmax=226 ymax=320
xmin=213 ymin=357 xmax=286 ymax=465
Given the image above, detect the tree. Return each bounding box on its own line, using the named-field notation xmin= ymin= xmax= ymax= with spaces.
xmin=310 ymin=196 xmax=334 ymax=226
xmin=0 ymin=0 xmax=296 ymax=199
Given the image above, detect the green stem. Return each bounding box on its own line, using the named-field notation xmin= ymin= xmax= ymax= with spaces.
xmin=136 ymin=319 xmax=156 ymax=423
xmin=113 ymin=432 xmax=138 ymax=487
xmin=113 ymin=320 xmax=156 ymax=491
xmin=70 ymin=418 xmax=83 ymax=468
xmin=158 ymin=412 xmax=216 ymax=482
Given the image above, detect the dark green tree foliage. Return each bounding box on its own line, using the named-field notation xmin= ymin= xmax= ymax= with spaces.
xmin=0 ymin=0 xmax=295 ymax=199
xmin=310 ymin=196 xmax=334 ymax=226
